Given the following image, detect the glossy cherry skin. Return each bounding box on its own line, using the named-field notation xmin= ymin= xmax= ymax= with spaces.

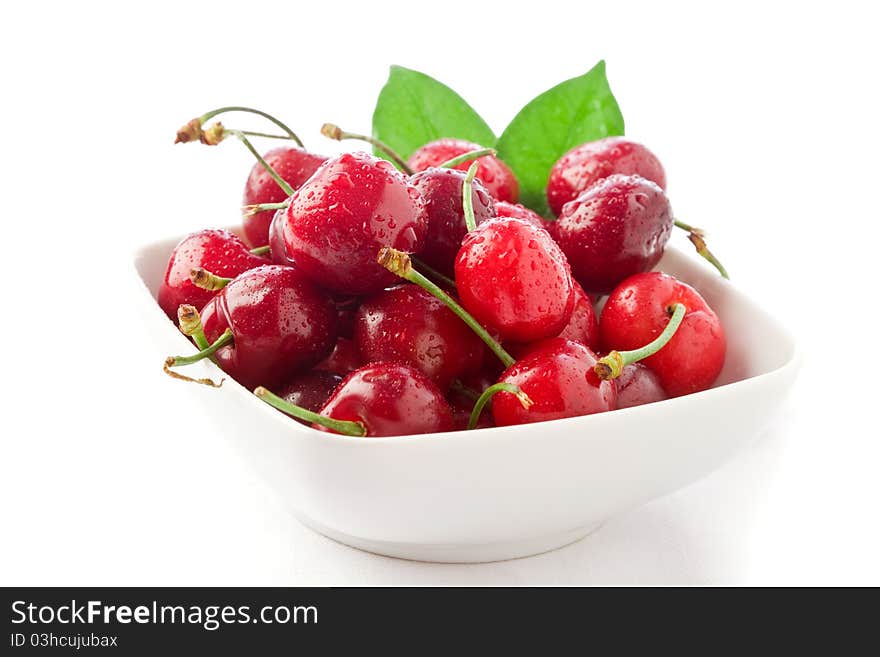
xmin=157 ymin=229 xmax=267 ymax=321
xmin=407 ymin=138 xmax=519 ymax=203
xmin=455 ymin=217 xmax=575 ymax=342
xmin=315 ymin=363 xmax=454 ymax=437
xmin=550 ymin=174 xmax=673 ymax=295
xmin=314 ymin=337 xmax=362 ymax=376
xmin=546 ymin=137 xmax=666 ymax=217
xmin=492 ymin=338 xmax=616 ymax=426
xmin=409 ymin=167 xmax=495 ymax=276
xmin=493 ymin=201 xmax=546 ymax=227
xmin=281 ymin=152 xmax=428 ymax=295
xmin=267 ymin=208 xmax=294 ymax=267
xmin=242 ymin=147 xmax=327 ymax=247
xmin=615 ymin=363 xmax=668 ymax=409
xmin=277 ymin=371 xmax=343 ymax=414
xmin=600 ymin=272 xmax=726 ymax=397
xmin=556 ymin=280 xmax=599 ymax=350
xmin=200 ymin=265 xmax=337 ymax=390
xmin=355 ymin=284 xmax=483 ymax=390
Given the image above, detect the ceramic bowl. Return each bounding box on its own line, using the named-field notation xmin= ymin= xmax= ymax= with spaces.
xmin=134 ymin=233 xmax=799 ymax=562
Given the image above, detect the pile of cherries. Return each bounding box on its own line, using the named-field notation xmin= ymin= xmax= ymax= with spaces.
xmin=161 ymin=107 xmax=727 ymax=437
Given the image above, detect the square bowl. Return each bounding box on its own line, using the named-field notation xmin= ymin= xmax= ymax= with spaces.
xmin=134 ymin=232 xmax=800 ymax=563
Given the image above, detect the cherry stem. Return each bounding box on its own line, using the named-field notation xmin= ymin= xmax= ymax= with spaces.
xmin=673 ymin=219 xmax=729 ymax=279
xmin=594 ymin=303 xmax=687 ymax=380
xmin=462 ymin=161 xmax=479 ymax=232
xmin=450 ymin=379 xmax=479 ymax=402
xmin=177 ymin=304 xmax=210 ymax=351
xmin=377 ymin=247 xmax=515 ymax=368
xmin=438 ymin=148 xmax=496 ymax=169
xmin=250 ymin=245 xmax=271 ymax=256
xmin=199 ymin=106 xmax=304 ymax=147
xmin=163 ymin=328 xmax=233 ymax=387
xmin=468 ymin=383 xmax=533 ymax=430
xmin=254 ymin=386 xmax=367 ymax=437
xmin=243 ymin=201 xmax=289 ymax=217
xmin=320 ymin=123 xmax=414 ymax=175
xmin=190 ymin=267 xmax=232 ymax=291
xmin=226 ymin=130 xmax=296 ymax=196
xmin=411 ymin=257 xmax=456 ymax=288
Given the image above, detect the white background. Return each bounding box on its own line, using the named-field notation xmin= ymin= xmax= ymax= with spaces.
xmin=1 ymin=1 xmax=878 ymax=585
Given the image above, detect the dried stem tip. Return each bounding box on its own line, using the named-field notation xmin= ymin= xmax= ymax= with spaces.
xmin=173 ymin=118 xmax=226 ymax=145
xmin=177 ymin=304 xmax=202 ymax=336
xmin=593 ymin=352 xmax=624 ymax=381
xmin=377 ymin=247 xmax=412 ymax=277
xmin=190 ymin=267 xmax=232 ymax=291
xmin=320 ymin=123 xmax=343 ymax=140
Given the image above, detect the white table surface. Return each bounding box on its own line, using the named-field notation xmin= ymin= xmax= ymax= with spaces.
xmin=1 ymin=0 xmax=878 ymax=586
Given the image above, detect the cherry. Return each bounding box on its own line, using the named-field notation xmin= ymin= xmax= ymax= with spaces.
xmin=314 ymin=337 xmax=362 ymax=376
xmin=600 ymin=272 xmax=726 ymax=397
xmin=277 ymin=371 xmax=343 ymax=414
xmin=493 ymin=201 xmax=546 ymax=227
xmin=614 ymin=363 xmax=667 ymax=409
xmin=242 ymin=147 xmax=327 ymax=247
xmin=354 ymin=284 xmax=484 ymax=390
xmin=255 ymin=363 xmax=454 ymax=437
xmin=408 ymin=138 xmax=519 ymax=202
xmin=546 ymin=137 xmax=666 ymax=217
xmin=491 ymin=338 xmax=616 ymax=426
xmin=455 ymin=216 xmax=575 ymax=342
xmin=157 ymin=229 xmax=267 ymax=321
xmin=549 ymin=174 xmax=673 ymax=295
xmin=409 ymin=167 xmax=496 ymax=276
xmin=167 ymin=264 xmax=337 ymax=390
xmin=281 ymin=152 xmax=428 ymax=295
xmin=556 ymin=280 xmax=599 ymax=350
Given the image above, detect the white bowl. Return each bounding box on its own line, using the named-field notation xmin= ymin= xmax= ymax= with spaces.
xmin=134 ymin=233 xmax=800 ymax=563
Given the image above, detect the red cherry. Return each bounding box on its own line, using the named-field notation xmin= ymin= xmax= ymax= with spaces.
xmin=354 ymin=284 xmax=483 ymax=390
xmin=314 ymin=363 xmax=454 ymax=436
xmin=200 ymin=265 xmax=337 ymax=390
xmin=492 ymin=338 xmax=616 ymax=426
xmin=409 ymin=167 xmax=496 ymax=276
xmin=600 ymin=272 xmax=726 ymax=397
xmin=157 ymin=229 xmax=267 ymax=321
xmin=614 ymin=363 xmax=667 ymax=409
xmin=493 ymin=201 xmax=546 ymax=227
xmin=408 ymin=138 xmax=519 ymax=202
xmin=277 ymin=371 xmax=343 ymax=414
xmin=546 ymin=137 xmax=666 ymax=217
xmin=455 ymin=217 xmax=575 ymax=342
xmin=242 ymin=147 xmax=327 ymax=247
xmin=556 ymin=280 xmax=599 ymax=350
xmin=550 ymin=174 xmax=673 ymax=294
xmin=314 ymin=337 xmax=362 ymax=376
xmin=281 ymin=152 xmax=428 ymax=295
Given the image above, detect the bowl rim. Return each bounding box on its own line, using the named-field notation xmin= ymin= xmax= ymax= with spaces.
xmin=134 ymin=236 xmax=801 ymax=446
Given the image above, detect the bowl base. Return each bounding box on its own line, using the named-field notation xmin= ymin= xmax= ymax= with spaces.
xmin=296 ymin=515 xmax=604 ymax=563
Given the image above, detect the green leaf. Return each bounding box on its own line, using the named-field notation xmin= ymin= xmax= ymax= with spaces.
xmin=371 ymin=66 xmax=496 ymax=162
xmin=496 ymin=61 xmax=625 ymax=217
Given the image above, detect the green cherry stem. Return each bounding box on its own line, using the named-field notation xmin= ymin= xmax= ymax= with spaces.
xmin=254 ymin=386 xmax=367 ymax=437
xmin=673 ymin=219 xmax=729 ymax=279
xmin=378 ymin=247 xmax=515 ymax=368
xmin=190 ymin=267 xmax=232 ymax=291
xmin=226 ymin=130 xmax=296 ymax=196
xmin=468 ymin=383 xmax=533 ymax=430
xmin=594 ymin=303 xmax=687 ymax=380
xmin=411 ymin=257 xmax=456 ymax=288
xmin=320 ymin=123 xmax=414 ymax=175
xmin=438 ymin=148 xmax=496 ymax=169
xmin=163 ymin=328 xmax=233 ymax=387
xmin=249 ymin=245 xmax=271 ymax=256
xmin=243 ymin=200 xmax=290 ymax=217
xmin=449 ymin=379 xmax=479 ymax=402
xmin=188 ymin=106 xmax=304 ymax=147
xmin=177 ymin=304 xmax=210 ymax=351
xmin=462 ymin=161 xmax=479 ymax=232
